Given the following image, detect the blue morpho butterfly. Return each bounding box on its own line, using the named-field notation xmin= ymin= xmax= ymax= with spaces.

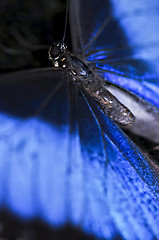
xmin=0 ymin=0 xmax=159 ymax=239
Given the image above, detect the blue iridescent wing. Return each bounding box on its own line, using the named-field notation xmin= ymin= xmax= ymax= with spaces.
xmin=70 ymin=0 xmax=159 ymax=142
xmin=0 ymin=69 xmax=159 ymax=239
xmin=86 ymin=92 xmax=159 ymax=239
xmin=0 ymin=70 xmax=120 ymax=239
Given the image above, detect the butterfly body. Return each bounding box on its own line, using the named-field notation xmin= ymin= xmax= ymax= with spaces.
xmin=48 ymin=41 xmax=135 ymax=126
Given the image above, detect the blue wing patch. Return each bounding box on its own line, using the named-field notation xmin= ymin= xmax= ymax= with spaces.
xmin=0 ymin=70 xmax=159 ymax=239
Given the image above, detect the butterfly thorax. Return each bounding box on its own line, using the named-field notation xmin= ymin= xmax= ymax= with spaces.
xmin=48 ymin=42 xmax=93 ymax=82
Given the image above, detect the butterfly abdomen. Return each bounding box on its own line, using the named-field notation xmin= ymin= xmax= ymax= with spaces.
xmin=86 ymin=84 xmax=135 ymax=126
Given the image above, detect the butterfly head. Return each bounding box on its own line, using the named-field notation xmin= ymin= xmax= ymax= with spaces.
xmin=48 ymin=42 xmax=68 ymax=68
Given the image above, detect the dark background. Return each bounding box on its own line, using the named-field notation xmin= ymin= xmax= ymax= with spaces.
xmin=0 ymin=0 xmax=69 ymax=72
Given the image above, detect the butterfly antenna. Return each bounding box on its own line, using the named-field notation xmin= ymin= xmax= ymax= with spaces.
xmin=62 ymin=0 xmax=69 ymax=42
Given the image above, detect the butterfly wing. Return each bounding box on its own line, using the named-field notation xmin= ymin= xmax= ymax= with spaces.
xmin=0 ymin=68 xmax=159 ymax=239
xmin=69 ymin=0 xmax=159 ymax=238
xmin=0 ymin=69 xmax=120 ymax=238
xmin=70 ymin=0 xmax=159 ymax=142
xmin=88 ymin=95 xmax=159 ymax=239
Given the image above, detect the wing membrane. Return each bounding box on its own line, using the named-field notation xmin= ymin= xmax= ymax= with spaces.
xmin=0 ymin=70 xmax=159 ymax=239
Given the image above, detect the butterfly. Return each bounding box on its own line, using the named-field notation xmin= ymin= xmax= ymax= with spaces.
xmin=0 ymin=0 xmax=159 ymax=239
